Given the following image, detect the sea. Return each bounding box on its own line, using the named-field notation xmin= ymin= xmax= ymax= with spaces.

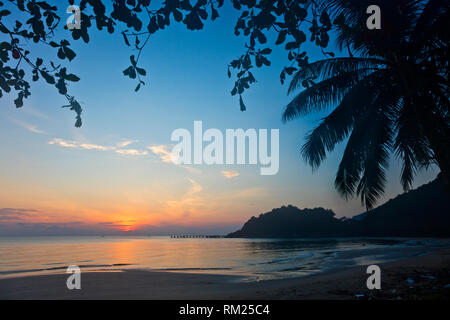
xmin=1 ymin=236 xmax=449 ymax=281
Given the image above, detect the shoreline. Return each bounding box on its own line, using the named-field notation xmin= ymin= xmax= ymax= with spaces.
xmin=1 ymin=249 xmax=450 ymax=299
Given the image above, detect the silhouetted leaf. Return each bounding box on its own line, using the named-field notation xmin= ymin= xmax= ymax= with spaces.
xmin=57 ymin=47 xmax=65 ymax=59
xmin=239 ymin=95 xmax=246 ymax=111
xmin=14 ymin=92 xmax=24 ymax=108
xmin=285 ymin=42 xmax=299 ymax=50
xmin=130 ymin=55 xmax=137 ymax=66
xmin=0 ymin=76 xmax=10 ymax=92
xmin=123 ymin=66 xmax=136 ymax=79
xmin=65 ymin=74 xmax=80 ymax=82
xmin=39 ymin=71 xmax=55 ymax=84
xmin=285 ymin=67 xmax=297 ymax=75
xmin=0 ymin=10 xmax=11 ymax=18
xmin=136 ymin=67 xmax=146 ymax=76
xmin=173 ymin=9 xmax=183 ymax=22
xmin=63 ymin=47 xmax=76 ymax=61
xmin=211 ymin=8 xmax=219 ymax=21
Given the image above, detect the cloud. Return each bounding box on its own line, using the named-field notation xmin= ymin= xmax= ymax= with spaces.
xmin=13 ymin=120 xmax=45 ymax=134
xmin=221 ymin=170 xmax=240 ymax=179
xmin=187 ymin=178 xmax=203 ymax=195
xmin=115 ymin=149 xmax=148 ymax=156
xmin=116 ymin=140 xmax=138 ymax=148
xmin=0 ymin=208 xmax=39 ymax=221
xmin=0 ymin=220 xmax=240 ymax=236
xmin=49 ymin=139 xmax=199 ymax=169
xmin=77 ymin=143 xmax=112 ymax=151
xmin=98 ymin=220 xmax=136 ymax=228
xmin=49 ymin=138 xmax=113 ymax=151
xmin=148 ymin=144 xmax=201 ymax=173
xmin=148 ymin=144 xmax=174 ymax=163
xmin=16 ymin=221 xmax=83 ymax=227
xmin=164 ymin=179 xmax=205 ymax=220
xmin=49 ymin=138 xmax=148 ymax=156
xmin=181 ymin=166 xmax=202 ymax=174
xmin=26 ymin=125 xmax=45 ymax=134
xmin=0 ymin=221 xmax=108 ymax=236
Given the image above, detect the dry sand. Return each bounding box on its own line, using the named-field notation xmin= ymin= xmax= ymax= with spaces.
xmin=1 ymin=249 xmax=450 ymax=300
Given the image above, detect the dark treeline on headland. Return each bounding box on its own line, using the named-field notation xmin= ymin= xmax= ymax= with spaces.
xmin=227 ymin=177 xmax=450 ymax=238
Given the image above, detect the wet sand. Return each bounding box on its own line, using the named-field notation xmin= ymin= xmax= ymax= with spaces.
xmin=1 ymin=249 xmax=450 ymax=300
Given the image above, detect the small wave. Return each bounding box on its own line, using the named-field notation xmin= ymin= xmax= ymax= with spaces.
xmin=0 ymin=263 xmax=135 ymax=275
xmin=279 ymin=266 xmax=320 ymax=272
xmin=156 ymin=267 xmax=232 ymax=271
xmin=265 ymin=252 xmax=314 ymax=264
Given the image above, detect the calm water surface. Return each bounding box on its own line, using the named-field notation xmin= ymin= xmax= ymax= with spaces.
xmin=0 ymin=237 xmax=449 ymax=280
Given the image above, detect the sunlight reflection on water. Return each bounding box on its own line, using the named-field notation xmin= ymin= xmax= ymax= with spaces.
xmin=0 ymin=236 xmax=448 ymax=280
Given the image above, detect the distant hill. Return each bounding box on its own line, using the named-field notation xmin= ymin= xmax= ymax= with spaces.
xmin=352 ymin=176 xmax=450 ymax=237
xmin=227 ymin=177 xmax=450 ymax=238
xmin=227 ymin=207 xmax=349 ymax=238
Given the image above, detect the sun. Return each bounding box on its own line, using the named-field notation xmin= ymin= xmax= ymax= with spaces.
xmin=121 ymin=225 xmax=134 ymax=232
xmin=114 ymin=218 xmax=138 ymax=232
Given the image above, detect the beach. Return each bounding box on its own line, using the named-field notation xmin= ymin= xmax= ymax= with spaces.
xmin=1 ymin=249 xmax=449 ymax=300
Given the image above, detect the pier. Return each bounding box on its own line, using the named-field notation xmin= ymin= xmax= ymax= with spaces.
xmin=170 ymin=235 xmax=225 ymax=239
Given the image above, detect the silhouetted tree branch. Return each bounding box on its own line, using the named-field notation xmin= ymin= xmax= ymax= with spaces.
xmin=1 ymin=0 xmax=335 ymax=125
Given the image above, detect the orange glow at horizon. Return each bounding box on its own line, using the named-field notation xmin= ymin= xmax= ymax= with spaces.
xmin=0 ymin=171 xmax=267 ymax=234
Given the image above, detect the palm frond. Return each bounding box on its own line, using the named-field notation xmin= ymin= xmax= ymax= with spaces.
xmin=394 ymin=100 xmax=434 ymax=191
xmin=334 ymin=125 xmax=366 ymax=199
xmin=288 ymin=57 xmax=384 ymax=95
xmin=413 ymin=0 xmax=449 ymax=39
xmin=301 ymin=76 xmax=378 ymax=169
xmin=283 ymin=69 xmax=381 ymax=122
xmin=356 ymin=109 xmax=393 ymax=210
xmin=326 ymin=0 xmax=423 ymax=56
xmin=335 ymin=83 xmax=399 ymax=209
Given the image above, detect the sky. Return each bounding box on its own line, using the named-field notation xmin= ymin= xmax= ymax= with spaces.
xmin=0 ymin=1 xmax=439 ymax=236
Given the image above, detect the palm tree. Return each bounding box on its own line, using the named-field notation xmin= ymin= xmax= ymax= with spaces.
xmin=283 ymin=0 xmax=449 ymax=209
